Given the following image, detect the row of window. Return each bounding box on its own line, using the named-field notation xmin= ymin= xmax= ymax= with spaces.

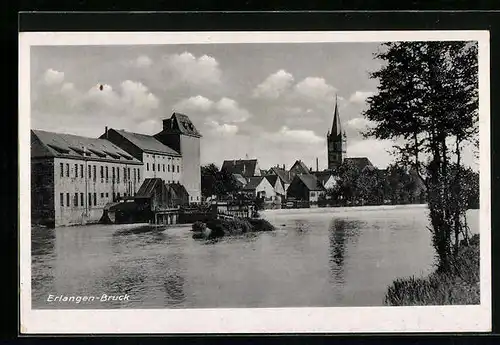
xmin=59 ymin=163 xmax=140 ymax=183
xmin=59 ymin=191 xmax=132 ymax=207
xmin=145 ymin=154 xmax=180 ymax=161
xmin=146 ymin=162 xmax=180 ymax=173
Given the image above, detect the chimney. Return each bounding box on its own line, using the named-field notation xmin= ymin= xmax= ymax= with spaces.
xmin=316 ymin=158 xmax=319 ymax=172
xmin=283 ymin=164 xmax=285 ymax=170
xmin=105 ymin=126 xmax=108 ymax=139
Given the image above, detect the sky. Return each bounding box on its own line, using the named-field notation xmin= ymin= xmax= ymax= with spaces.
xmin=30 ymin=43 xmax=478 ymax=171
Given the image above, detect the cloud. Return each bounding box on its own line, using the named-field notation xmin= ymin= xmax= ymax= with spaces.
xmin=214 ymin=98 xmax=252 ymax=123
xmin=206 ymin=120 xmax=239 ymax=136
xmin=253 ymin=69 xmax=294 ymax=99
xmin=347 ymin=139 xmax=394 ymax=168
xmin=346 ymin=117 xmax=376 ymax=131
xmin=120 ymin=80 xmax=159 ymax=111
xmin=164 ymin=52 xmax=221 ymax=87
xmin=349 ymin=91 xmax=375 ymax=103
xmin=268 ymin=126 xmax=324 ymax=145
xmin=134 ymin=55 xmax=153 ymax=68
xmin=42 ymin=68 xmax=65 ymax=86
xmin=174 ymin=95 xmax=214 ymax=112
xmin=294 ymin=77 xmax=337 ymax=101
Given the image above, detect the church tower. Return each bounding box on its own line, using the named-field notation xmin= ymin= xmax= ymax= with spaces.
xmin=327 ymin=96 xmax=346 ymax=170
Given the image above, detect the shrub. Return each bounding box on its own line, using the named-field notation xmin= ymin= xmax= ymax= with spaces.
xmin=192 ymin=221 xmax=206 ymax=232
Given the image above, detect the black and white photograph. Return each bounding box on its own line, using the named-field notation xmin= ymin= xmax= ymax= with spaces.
xmin=19 ymin=30 xmax=491 ymax=333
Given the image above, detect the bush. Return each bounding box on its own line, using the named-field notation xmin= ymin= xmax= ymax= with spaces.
xmin=384 ymin=235 xmax=480 ymax=306
xmin=192 ymin=221 xmax=206 ymax=232
xmin=204 ymin=217 xmax=275 ymax=239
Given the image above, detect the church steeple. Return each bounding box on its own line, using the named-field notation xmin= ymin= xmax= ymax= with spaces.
xmin=327 ymin=94 xmax=346 ymax=170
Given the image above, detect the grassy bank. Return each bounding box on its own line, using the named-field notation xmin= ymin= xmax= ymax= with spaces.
xmin=384 ymin=234 xmax=480 ymax=306
xmin=192 ymin=218 xmax=275 ymax=240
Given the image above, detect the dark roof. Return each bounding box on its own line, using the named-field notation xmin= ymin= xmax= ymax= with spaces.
xmin=157 ymin=112 xmax=202 ymax=138
xmin=312 ymin=171 xmax=334 ymax=184
xmin=168 ymin=183 xmax=189 ymax=197
xmin=264 ymin=175 xmax=279 ymax=186
xmin=270 ymin=167 xmax=292 ymax=184
xmin=296 ymin=174 xmax=325 ymax=192
xmin=31 ymin=129 xmax=142 ymax=164
xmin=135 ymin=178 xmax=163 ymax=198
xmin=290 ymin=160 xmax=311 ymax=174
xmin=111 ymin=129 xmax=180 ymax=156
xmin=329 ymin=95 xmax=342 ymax=137
xmin=221 ymin=159 xmax=259 ymax=178
xmin=232 ymin=173 xmax=248 ymax=186
xmin=242 ymin=176 xmax=266 ymax=191
xmin=344 ymin=157 xmax=374 ymax=171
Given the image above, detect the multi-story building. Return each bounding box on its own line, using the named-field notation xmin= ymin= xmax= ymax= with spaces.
xmin=31 ymin=130 xmax=143 ymax=227
xmin=154 ymin=113 xmax=202 ymax=203
xmin=101 ymin=128 xmax=183 ymax=184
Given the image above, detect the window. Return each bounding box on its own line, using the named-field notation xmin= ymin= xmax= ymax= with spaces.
xmin=124 ymin=167 xmax=127 ymax=180
xmin=163 ymin=164 xmax=165 ymax=172
xmin=117 ymin=168 xmax=120 ymax=183
xmin=66 ymin=164 xmax=70 ymax=177
xmin=177 ymin=165 xmax=180 ymax=173
xmin=157 ymin=164 xmax=160 ymax=172
xmin=112 ymin=167 xmax=115 ymax=181
xmin=60 ymin=163 xmax=64 ymax=177
xmin=66 ymin=193 xmax=70 ymax=206
xmin=93 ymin=165 xmax=96 ymax=181
xmin=128 ymin=168 xmax=130 ymax=180
xmin=152 ymin=163 xmax=155 ymax=172
xmin=88 ymin=193 xmax=92 ymax=207
xmin=88 ymin=165 xmax=92 ymax=178
xmin=137 ymin=169 xmax=140 ymax=181
xmin=105 ymin=192 xmax=109 ymax=198
xmin=197 ymin=196 xmax=199 ymax=201
xmin=105 ymin=166 xmax=108 ymax=181
xmin=80 ymin=164 xmax=84 ymax=178
xmin=80 ymin=193 xmax=84 ymax=206
xmin=100 ymin=166 xmax=104 ymax=179
xmin=117 ymin=192 xmax=120 ymax=199
xmin=94 ymin=193 xmax=97 ymax=206
xmin=74 ymin=193 xmax=78 ymax=206
xmin=172 ymin=164 xmax=175 ymax=172
xmin=113 ymin=192 xmax=116 ymax=202
xmin=60 ymin=193 xmax=64 ymax=207
xmin=146 ymin=163 xmax=149 ymax=171
xmin=101 ymin=193 xmax=104 ymax=198
xmin=133 ymin=169 xmax=136 ymax=182
xmin=74 ymin=164 xmax=78 ymax=178
xmin=168 ymin=164 xmax=170 ymax=172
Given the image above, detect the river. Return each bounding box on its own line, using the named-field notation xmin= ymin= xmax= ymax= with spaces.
xmin=31 ymin=204 xmax=479 ymax=309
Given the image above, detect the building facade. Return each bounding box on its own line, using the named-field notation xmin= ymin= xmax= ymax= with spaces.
xmin=31 ymin=130 xmax=143 ymax=227
xmin=327 ymin=97 xmax=347 ymax=170
xmin=154 ymin=113 xmax=202 ymax=203
xmin=221 ymin=159 xmax=261 ymax=178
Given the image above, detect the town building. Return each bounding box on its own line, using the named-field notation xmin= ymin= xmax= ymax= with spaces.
xmin=31 ymin=130 xmax=143 ymax=227
xmin=268 ymin=166 xmax=292 ymax=198
xmin=289 ymin=160 xmax=311 ymax=179
xmin=101 ymin=128 xmax=183 ymax=184
xmin=154 ymin=113 xmax=202 ymax=203
xmin=312 ymin=171 xmax=337 ymax=190
xmin=327 ymin=96 xmax=347 ymax=170
xmin=221 ymin=159 xmax=261 ymax=178
xmin=344 ymin=157 xmax=375 ymax=172
xmin=264 ymin=175 xmax=286 ymax=199
xmin=287 ymin=174 xmax=326 ymax=203
xmin=241 ymin=176 xmax=276 ymax=201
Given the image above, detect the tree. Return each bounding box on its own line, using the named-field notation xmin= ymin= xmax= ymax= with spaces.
xmin=363 ymin=41 xmax=478 ymax=271
xmin=200 ymin=164 xmax=240 ymax=199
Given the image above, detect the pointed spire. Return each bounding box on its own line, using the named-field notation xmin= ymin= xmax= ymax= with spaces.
xmin=331 ymin=94 xmax=342 ymax=137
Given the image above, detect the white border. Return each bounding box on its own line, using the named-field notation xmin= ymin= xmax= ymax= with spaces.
xmin=19 ymin=30 xmax=491 ymax=334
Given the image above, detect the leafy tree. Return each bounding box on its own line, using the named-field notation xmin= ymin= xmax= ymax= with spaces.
xmin=363 ymin=41 xmax=478 ymax=271
xmin=201 ymin=164 xmax=240 ymax=199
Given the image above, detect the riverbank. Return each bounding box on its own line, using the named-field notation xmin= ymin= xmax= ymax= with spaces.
xmin=384 ymin=234 xmax=480 ymax=306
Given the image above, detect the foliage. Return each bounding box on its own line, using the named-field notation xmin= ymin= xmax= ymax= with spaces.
xmin=200 ymin=163 xmax=241 ymax=199
xmin=364 ymin=41 xmax=478 ymax=271
xmin=384 ymin=235 xmax=479 ymax=306
xmin=203 ymin=217 xmax=275 ymax=239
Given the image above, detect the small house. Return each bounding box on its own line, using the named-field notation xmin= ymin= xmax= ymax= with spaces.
xmin=287 ymin=174 xmax=326 ymax=203
xmin=313 ymin=171 xmax=337 ymax=190
xmin=242 ymin=176 xmax=276 ymax=201
xmin=221 ymin=159 xmax=261 ymax=178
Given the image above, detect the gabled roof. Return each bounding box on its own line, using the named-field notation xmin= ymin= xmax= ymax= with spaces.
xmin=232 ymin=173 xmax=248 ymax=186
xmin=312 ymin=171 xmax=334 ymax=184
xmin=264 ymin=175 xmax=279 ymax=186
xmin=290 ymin=160 xmax=311 ymax=175
xmin=31 ymin=129 xmax=142 ymax=164
xmin=344 ymin=157 xmax=374 ymax=171
xmin=135 ymin=178 xmax=164 ymax=198
xmin=157 ymin=112 xmax=202 ymax=138
xmin=295 ymin=174 xmax=325 ymax=192
xmin=168 ymin=182 xmax=189 ymax=197
xmin=242 ymin=176 xmax=266 ymax=191
xmin=110 ymin=129 xmax=180 ymax=156
xmin=221 ymin=159 xmax=259 ymax=178
xmin=270 ymin=167 xmax=292 ymax=184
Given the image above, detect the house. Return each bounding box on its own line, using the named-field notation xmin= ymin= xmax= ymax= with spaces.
xmin=313 ymin=171 xmax=337 ymax=190
xmin=101 ymin=128 xmax=182 ymax=185
xmin=268 ymin=166 xmax=292 ymax=198
xmin=287 ymin=174 xmax=326 ymax=203
xmin=31 ymin=129 xmax=143 ymax=227
xmin=242 ymin=176 xmax=276 ymax=200
xmin=221 ymin=159 xmax=261 ymax=178
xmin=264 ymin=175 xmax=286 ymax=198
xmin=232 ymin=173 xmax=248 ymax=188
xmin=289 ymin=160 xmax=311 ymax=178
xmin=344 ymin=157 xmax=375 ymax=172
xmin=167 ymin=182 xmax=190 ymax=207
xmin=134 ymin=177 xmax=170 ymax=211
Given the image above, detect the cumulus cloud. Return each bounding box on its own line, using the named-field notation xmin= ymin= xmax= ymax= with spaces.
xmin=43 ymin=68 xmax=65 ymax=86
xmin=349 ymin=91 xmax=375 ymax=103
xmin=206 ymin=120 xmax=239 ymax=136
xmin=346 ymin=117 xmax=376 ymax=131
xmin=268 ymin=126 xmax=325 ymax=145
xmin=120 ymin=80 xmax=159 ymax=110
xmin=294 ymin=77 xmax=337 ymax=101
xmin=164 ymin=52 xmax=221 ymax=87
xmin=214 ymin=98 xmax=252 ymax=123
xmin=253 ymin=69 xmax=294 ymax=99
xmin=174 ymin=95 xmax=214 ymax=112
xmin=347 ymin=139 xmax=394 ymax=168
xmin=135 ymin=55 xmax=153 ymax=68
